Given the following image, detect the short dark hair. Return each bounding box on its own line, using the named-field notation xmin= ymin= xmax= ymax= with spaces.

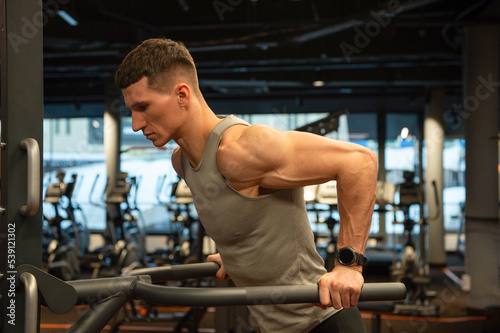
xmin=115 ymin=38 xmax=199 ymax=93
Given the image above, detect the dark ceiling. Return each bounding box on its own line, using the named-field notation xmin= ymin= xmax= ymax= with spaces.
xmin=38 ymin=0 xmax=500 ymax=118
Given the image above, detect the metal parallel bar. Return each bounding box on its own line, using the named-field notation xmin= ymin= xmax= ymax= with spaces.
xmin=19 ymin=272 xmax=38 ymax=333
xmin=70 ymin=261 xmax=406 ymax=307
xmin=66 ymin=262 xmax=406 ymax=331
xmin=132 ymin=282 xmax=407 ymax=307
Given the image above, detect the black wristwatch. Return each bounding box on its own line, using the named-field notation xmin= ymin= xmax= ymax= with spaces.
xmin=334 ymin=247 xmax=368 ymax=267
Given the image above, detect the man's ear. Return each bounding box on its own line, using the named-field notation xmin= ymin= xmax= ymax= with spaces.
xmin=176 ymin=83 xmax=191 ymax=107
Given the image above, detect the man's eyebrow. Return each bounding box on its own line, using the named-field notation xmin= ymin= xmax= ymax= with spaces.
xmin=127 ymin=101 xmax=147 ymax=109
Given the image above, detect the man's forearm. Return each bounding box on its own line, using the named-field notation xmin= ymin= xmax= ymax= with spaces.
xmin=335 ymin=151 xmax=377 ymax=270
xmin=336 ymin=200 xmax=374 ymax=254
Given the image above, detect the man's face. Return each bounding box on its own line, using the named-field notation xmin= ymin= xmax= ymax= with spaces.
xmin=122 ymin=77 xmax=181 ymax=147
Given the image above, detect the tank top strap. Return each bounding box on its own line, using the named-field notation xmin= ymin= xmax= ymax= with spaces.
xmin=201 ymin=115 xmax=250 ymax=167
xmin=211 ymin=115 xmax=250 ymax=141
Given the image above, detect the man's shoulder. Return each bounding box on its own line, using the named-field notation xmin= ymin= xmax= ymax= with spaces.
xmin=217 ymin=124 xmax=284 ymax=172
xmin=224 ymin=123 xmax=278 ymax=145
xmin=219 ymin=124 xmax=274 ymax=155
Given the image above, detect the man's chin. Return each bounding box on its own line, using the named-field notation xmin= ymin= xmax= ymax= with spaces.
xmin=151 ymin=140 xmax=167 ymax=147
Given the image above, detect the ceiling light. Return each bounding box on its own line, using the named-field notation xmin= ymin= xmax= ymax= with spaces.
xmin=312 ymin=80 xmax=324 ymax=87
xmin=57 ymin=10 xmax=78 ymax=26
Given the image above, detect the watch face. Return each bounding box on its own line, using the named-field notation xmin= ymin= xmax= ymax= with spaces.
xmin=339 ymin=248 xmax=355 ymax=264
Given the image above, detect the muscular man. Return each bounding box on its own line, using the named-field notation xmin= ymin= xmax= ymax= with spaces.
xmin=115 ymin=38 xmax=377 ymax=333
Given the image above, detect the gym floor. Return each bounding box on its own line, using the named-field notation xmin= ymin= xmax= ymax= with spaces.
xmin=39 ymin=254 xmax=500 ymax=333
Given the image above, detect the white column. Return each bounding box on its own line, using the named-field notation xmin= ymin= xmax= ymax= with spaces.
xmin=104 ymin=87 xmax=122 ymax=194
xmin=424 ymin=88 xmax=446 ymax=265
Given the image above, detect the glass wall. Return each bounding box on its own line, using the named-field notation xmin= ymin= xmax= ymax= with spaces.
xmin=43 ymin=117 xmax=178 ymax=232
xmin=43 ymin=118 xmax=107 ymax=231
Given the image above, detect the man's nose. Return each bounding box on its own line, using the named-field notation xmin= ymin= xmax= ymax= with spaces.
xmin=131 ymin=111 xmax=145 ymax=132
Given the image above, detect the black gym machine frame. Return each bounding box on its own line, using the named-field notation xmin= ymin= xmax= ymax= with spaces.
xmin=15 ymin=262 xmax=407 ymax=333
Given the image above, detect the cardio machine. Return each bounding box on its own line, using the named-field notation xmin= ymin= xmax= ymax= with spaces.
xmin=86 ymin=172 xmax=146 ymax=278
xmin=42 ymin=171 xmax=90 ymax=281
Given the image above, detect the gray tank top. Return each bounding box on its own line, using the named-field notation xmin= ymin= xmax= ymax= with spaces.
xmin=180 ymin=115 xmax=337 ymax=332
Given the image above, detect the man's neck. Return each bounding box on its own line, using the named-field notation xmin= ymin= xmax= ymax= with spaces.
xmin=175 ymin=105 xmax=221 ymax=168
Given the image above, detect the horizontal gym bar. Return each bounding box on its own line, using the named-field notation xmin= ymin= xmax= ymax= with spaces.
xmin=132 ymin=282 xmax=407 ymax=307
